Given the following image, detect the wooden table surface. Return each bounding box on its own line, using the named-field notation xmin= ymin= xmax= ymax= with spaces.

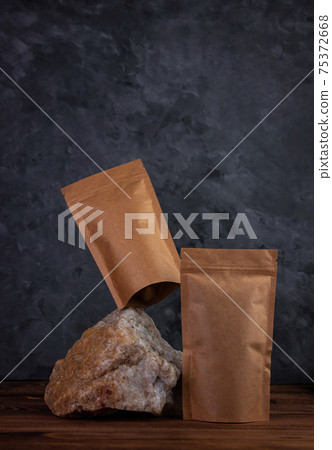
xmin=0 ymin=382 xmax=313 ymax=449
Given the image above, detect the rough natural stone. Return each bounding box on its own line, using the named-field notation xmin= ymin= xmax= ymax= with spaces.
xmin=44 ymin=307 xmax=182 ymax=418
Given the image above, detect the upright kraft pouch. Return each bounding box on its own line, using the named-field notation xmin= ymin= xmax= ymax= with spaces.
xmin=61 ymin=160 xmax=180 ymax=309
xmin=181 ymin=248 xmax=278 ymax=422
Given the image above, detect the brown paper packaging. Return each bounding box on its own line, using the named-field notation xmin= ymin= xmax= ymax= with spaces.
xmin=61 ymin=160 xmax=180 ymax=309
xmin=181 ymin=248 xmax=278 ymax=422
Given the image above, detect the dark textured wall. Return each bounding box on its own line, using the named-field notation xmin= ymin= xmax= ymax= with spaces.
xmin=0 ymin=0 xmax=313 ymax=383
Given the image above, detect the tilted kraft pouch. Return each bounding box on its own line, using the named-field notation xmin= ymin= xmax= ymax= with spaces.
xmin=181 ymin=248 xmax=278 ymax=422
xmin=61 ymin=160 xmax=180 ymax=309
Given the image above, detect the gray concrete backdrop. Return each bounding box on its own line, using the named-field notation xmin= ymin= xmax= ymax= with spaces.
xmin=0 ymin=0 xmax=313 ymax=383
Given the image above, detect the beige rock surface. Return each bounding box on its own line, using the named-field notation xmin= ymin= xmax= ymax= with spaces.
xmin=44 ymin=307 xmax=182 ymax=418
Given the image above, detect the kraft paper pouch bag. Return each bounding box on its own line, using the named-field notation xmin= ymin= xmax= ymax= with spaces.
xmin=61 ymin=159 xmax=180 ymax=309
xmin=181 ymin=248 xmax=278 ymax=422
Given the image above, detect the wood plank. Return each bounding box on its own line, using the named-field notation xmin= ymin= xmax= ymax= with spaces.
xmin=0 ymin=382 xmax=313 ymax=449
